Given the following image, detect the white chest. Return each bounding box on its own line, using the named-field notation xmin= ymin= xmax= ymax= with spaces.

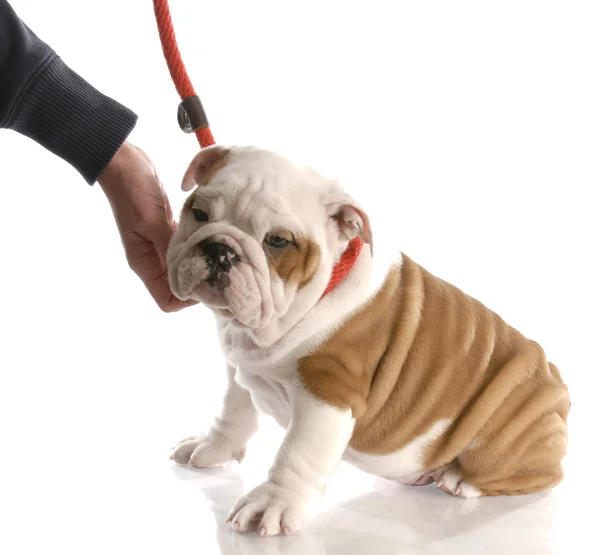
xmin=235 ymin=365 xmax=295 ymax=429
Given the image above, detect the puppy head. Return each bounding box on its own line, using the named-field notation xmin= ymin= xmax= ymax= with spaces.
xmin=167 ymin=145 xmax=372 ymax=335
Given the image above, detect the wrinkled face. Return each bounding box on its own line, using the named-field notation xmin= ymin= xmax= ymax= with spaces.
xmin=167 ymin=146 xmax=371 ymax=335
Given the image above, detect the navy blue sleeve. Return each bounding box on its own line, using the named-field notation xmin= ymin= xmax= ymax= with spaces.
xmin=0 ymin=0 xmax=138 ymax=184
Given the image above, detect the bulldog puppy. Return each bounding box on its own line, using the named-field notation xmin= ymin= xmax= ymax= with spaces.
xmin=167 ymin=145 xmax=570 ymax=537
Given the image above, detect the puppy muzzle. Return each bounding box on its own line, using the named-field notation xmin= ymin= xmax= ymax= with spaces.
xmin=167 ymin=226 xmax=275 ymax=328
xmin=201 ymin=240 xmax=239 ymax=290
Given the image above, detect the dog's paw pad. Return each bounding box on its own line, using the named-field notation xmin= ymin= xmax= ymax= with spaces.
xmin=228 ymin=481 xmax=307 ymax=536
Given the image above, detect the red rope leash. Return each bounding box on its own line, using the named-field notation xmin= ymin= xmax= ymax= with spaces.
xmin=152 ymin=0 xmax=215 ymax=148
xmin=152 ymin=0 xmax=363 ymax=297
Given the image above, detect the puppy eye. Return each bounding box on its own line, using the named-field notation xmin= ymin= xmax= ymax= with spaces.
xmin=265 ymin=235 xmax=291 ymax=249
xmin=192 ymin=208 xmax=209 ymax=222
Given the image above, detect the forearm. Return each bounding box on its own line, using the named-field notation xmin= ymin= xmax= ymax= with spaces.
xmin=170 ymin=365 xmax=258 ymax=468
xmin=0 ymin=0 xmax=137 ymax=184
xmin=211 ymin=365 xmax=259 ymax=443
xmin=269 ymin=387 xmax=354 ymax=497
xmin=227 ymin=387 xmax=355 ymax=535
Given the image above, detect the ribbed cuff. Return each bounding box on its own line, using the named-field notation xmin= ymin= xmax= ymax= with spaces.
xmin=7 ymin=54 xmax=138 ymax=184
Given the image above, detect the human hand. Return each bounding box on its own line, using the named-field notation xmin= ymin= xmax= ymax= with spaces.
xmin=98 ymin=141 xmax=196 ymax=312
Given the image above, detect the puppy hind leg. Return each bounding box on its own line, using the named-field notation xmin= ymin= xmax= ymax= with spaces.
xmin=431 ymin=461 xmax=482 ymax=499
xmin=457 ymin=414 xmax=568 ymax=496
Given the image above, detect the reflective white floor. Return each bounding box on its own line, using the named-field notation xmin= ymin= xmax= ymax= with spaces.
xmin=0 ymin=404 xmax=591 ymax=555
xmin=165 ymin=452 xmax=587 ymax=555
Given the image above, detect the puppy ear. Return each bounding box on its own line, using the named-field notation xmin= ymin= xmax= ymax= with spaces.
xmin=327 ymin=198 xmax=374 ymax=255
xmin=181 ymin=145 xmax=231 ymax=191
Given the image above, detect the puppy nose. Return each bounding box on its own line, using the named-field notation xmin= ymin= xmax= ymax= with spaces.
xmin=203 ymin=242 xmax=238 ymax=269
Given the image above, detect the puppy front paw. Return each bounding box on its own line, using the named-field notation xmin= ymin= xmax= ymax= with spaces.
xmin=170 ymin=431 xmax=246 ymax=469
xmin=227 ymin=481 xmax=310 ymax=536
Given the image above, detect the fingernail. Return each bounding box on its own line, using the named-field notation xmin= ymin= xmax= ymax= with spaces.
xmin=232 ymin=521 xmax=239 ymax=532
xmin=169 ymin=454 xmax=174 ymax=460
xmin=283 ymin=526 xmax=291 ymax=536
xmin=259 ymin=527 xmax=266 ymax=537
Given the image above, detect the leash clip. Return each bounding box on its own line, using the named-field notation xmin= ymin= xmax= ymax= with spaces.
xmin=177 ymin=95 xmax=209 ymax=133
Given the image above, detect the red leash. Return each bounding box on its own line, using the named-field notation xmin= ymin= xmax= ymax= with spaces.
xmin=152 ymin=0 xmax=363 ymax=296
xmin=152 ymin=0 xmax=215 ymax=148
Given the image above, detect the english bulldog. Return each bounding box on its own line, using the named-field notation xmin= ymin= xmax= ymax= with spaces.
xmin=167 ymin=145 xmax=570 ymax=537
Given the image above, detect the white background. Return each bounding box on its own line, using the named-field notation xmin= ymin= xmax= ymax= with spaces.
xmin=0 ymin=1 xmax=598 ymax=554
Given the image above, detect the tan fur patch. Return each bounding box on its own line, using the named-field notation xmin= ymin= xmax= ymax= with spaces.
xmin=299 ymin=254 xmax=570 ymax=496
xmin=266 ymin=231 xmax=321 ymax=289
xmin=181 ymin=152 xmax=231 ymax=218
xmin=181 ymin=194 xmax=195 ymax=217
xmin=195 ymin=151 xmax=231 ymax=187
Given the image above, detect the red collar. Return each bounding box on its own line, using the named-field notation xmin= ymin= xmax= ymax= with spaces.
xmin=321 ymin=237 xmax=364 ymax=298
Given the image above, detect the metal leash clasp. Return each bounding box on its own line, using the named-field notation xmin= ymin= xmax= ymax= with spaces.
xmin=177 ymin=96 xmax=209 ymax=133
